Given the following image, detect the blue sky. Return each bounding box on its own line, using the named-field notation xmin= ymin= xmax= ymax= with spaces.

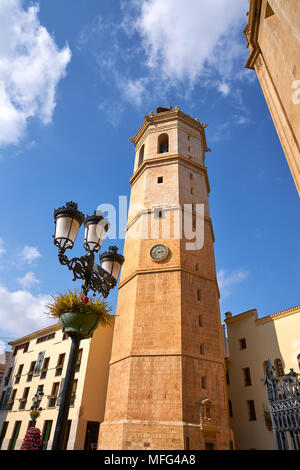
xmin=0 ymin=0 xmax=299 ymax=351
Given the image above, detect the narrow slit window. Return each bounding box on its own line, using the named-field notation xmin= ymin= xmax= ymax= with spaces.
xmin=157 ymin=176 xmax=163 ymax=184
xmin=138 ymin=145 xmax=145 ymax=167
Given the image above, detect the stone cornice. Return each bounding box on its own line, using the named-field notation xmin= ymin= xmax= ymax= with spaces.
xmin=130 ymin=153 xmax=211 ymax=195
xmin=129 ymin=107 xmax=210 ymax=153
xmin=256 ymin=305 xmax=300 ymax=325
xmin=8 ymin=323 xmax=60 ymax=346
xmin=118 ymin=265 xmax=220 ymax=298
xmin=225 ymin=305 xmax=300 ymax=326
xmin=244 ymin=0 xmax=262 ymax=69
xmin=124 ymin=207 xmax=215 ymax=245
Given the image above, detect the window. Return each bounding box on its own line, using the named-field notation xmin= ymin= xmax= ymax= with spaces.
xmin=41 ymin=420 xmax=53 ymax=450
xmin=247 ymin=400 xmax=256 ymax=421
xmin=13 ymin=342 xmax=29 ymax=356
xmin=198 ymin=316 xmax=203 ymax=327
xmin=27 ymin=361 xmax=36 ymax=382
xmin=48 ymin=382 xmax=60 ymax=408
xmin=226 ymin=370 xmax=230 ymax=385
xmin=197 ymin=289 xmax=201 ymax=301
xmin=228 ymin=400 xmax=233 ymax=418
xmin=0 ymin=391 xmax=6 ymax=410
xmin=75 ymin=349 xmax=83 ymax=373
xmin=7 ymin=389 xmax=17 ymax=411
xmin=15 ymin=364 xmax=24 ymax=384
xmin=190 ymin=172 xmax=193 ymax=180
xmin=154 ymin=208 xmax=163 ymax=219
xmin=185 ymin=437 xmax=190 ymax=450
xmin=157 ymin=176 xmax=163 ymax=184
xmin=239 ymin=338 xmax=247 ymax=350
xmin=200 ymin=344 xmax=205 ymax=355
xmin=55 ymin=354 xmax=65 ymax=376
xmin=201 ymin=376 xmax=207 ymax=389
xmin=274 ymin=358 xmax=284 ymax=377
xmin=195 ymin=263 xmax=199 ymax=271
xmin=4 ymin=367 xmax=12 ymax=386
xmin=191 ymin=187 xmax=193 ymax=195
xmin=243 ymin=368 xmax=252 ymax=386
xmin=8 ymin=421 xmax=21 ymax=450
xmin=36 ymin=332 xmax=55 ymax=344
xmin=40 ymin=357 xmax=50 ymax=379
xmin=0 ymin=421 xmax=9 ymax=450
xmin=19 ymin=387 xmax=30 ymax=410
xmin=158 ymin=134 xmax=169 ymax=153
xmin=70 ymin=380 xmax=78 ymax=406
xmin=138 ymin=145 xmax=145 ymax=167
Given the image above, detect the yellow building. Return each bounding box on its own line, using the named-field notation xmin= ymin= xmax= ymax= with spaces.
xmin=99 ymin=106 xmax=232 ymax=450
xmin=245 ymin=0 xmax=300 ymax=196
xmin=225 ymin=305 xmax=300 ymax=450
xmin=0 ymin=321 xmax=113 ymax=450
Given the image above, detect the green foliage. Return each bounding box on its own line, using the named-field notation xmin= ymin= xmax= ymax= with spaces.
xmin=45 ymin=289 xmax=113 ymax=326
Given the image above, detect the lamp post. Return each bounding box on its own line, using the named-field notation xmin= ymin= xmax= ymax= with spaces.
xmin=30 ymin=390 xmax=44 ymax=425
xmin=51 ymin=201 xmax=124 ymax=450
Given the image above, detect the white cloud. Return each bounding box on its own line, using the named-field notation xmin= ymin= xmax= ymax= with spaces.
xmin=0 ymin=0 xmax=71 ymax=147
xmin=18 ymin=271 xmax=40 ymax=289
xmin=218 ymin=83 xmax=231 ymax=97
xmin=19 ymin=245 xmax=41 ymax=264
xmin=217 ymin=268 xmax=249 ymax=299
xmin=0 ymin=284 xmax=54 ymax=337
xmin=119 ymin=78 xmax=149 ymax=107
xmin=130 ymin=0 xmax=248 ymax=87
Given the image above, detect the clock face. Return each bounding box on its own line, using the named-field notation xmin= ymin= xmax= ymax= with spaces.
xmin=150 ymin=244 xmax=169 ymax=261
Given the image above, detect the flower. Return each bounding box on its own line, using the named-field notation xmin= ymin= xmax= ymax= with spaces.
xmin=80 ymin=296 xmax=89 ymax=304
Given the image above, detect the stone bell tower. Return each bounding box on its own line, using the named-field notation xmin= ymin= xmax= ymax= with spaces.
xmin=98 ymin=106 xmax=232 ymax=450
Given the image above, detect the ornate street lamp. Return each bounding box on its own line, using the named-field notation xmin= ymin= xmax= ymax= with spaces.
xmin=53 ymin=202 xmax=124 ymax=297
xmin=30 ymin=390 xmax=44 ymax=425
xmin=51 ymin=201 xmax=124 ymax=450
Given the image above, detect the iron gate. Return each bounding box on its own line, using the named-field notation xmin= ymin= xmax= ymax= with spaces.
xmin=264 ymin=360 xmax=300 ymax=450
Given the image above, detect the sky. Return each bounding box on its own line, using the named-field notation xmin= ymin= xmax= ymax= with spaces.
xmin=0 ymin=0 xmax=299 ymax=353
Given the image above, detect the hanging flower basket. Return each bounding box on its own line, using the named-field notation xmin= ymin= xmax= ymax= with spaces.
xmin=45 ymin=290 xmax=113 ymax=338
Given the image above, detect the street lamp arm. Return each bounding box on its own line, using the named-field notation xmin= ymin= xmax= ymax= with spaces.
xmin=58 ymin=248 xmax=116 ymax=298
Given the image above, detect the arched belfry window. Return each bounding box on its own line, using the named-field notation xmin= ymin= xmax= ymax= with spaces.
xmin=158 ymin=134 xmax=169 ymax=154
xmin=274 ymin=358 xmax=284 ymax=377
xmin=138 ymin=145 xmax=145 ymax=167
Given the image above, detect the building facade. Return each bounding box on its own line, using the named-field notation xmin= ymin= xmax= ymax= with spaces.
xmin=225 ymin=305 xmax=300 ymax=450
xmin=0 ymin=322 xmax=113 ymax=450
xmin=245 ymin=0 xmax=300 ymax=196
xmin=0 ymin=351 xmax=9 ymax=388
xmin=99 ymin=106 xmax=232 ymax=450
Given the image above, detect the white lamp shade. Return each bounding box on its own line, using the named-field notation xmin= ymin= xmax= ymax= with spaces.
xmin=101 ymin=259 xmax=121 ymax=280
xmin=55 ymin=216 xmax=81 ymax=250
xmin=84 ymin=218 xmax=109 ymax=252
